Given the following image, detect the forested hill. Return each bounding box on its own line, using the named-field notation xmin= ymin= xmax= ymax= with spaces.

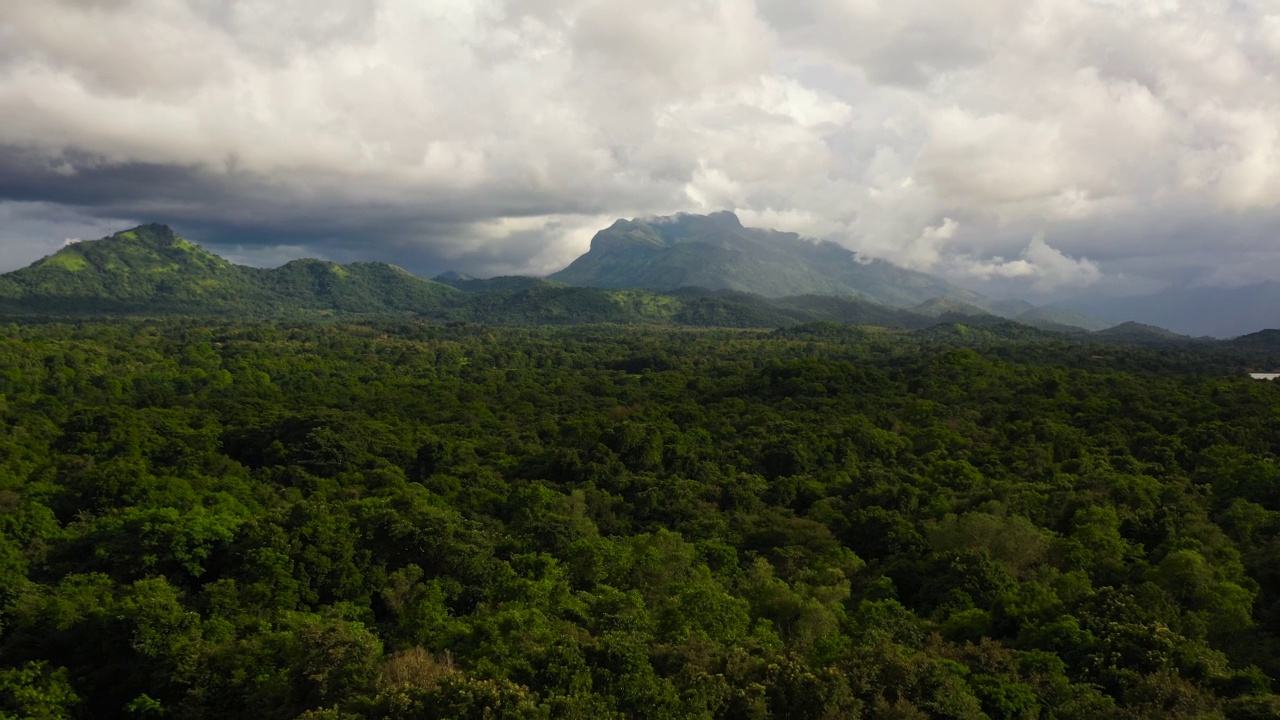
xmin=0 ymin=225 xmax=464 ymax=317
xmin=2 ymin=320 xmax=1280 ymax=717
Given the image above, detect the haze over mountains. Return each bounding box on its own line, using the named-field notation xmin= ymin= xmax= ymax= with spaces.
xmin=1 ymin=215 xmax=1273 ymax=342
xmin=1059 ymin=282 xmax=1280 ymax=339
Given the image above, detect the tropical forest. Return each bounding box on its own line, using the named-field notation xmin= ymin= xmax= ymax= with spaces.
xmin=2 ymin=225 xmax=1280 ymax=719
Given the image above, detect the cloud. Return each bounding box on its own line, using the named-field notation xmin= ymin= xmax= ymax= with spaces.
xmin=0 ymin=0 xmax=1276 ymax=295
xmin=1191 ymin=251 xmax=1280 ymax=289
xmin=964 ymin=233 xmax=1101 ymax=292
xmin=891 ymin=221 xmax=1101 ymax=293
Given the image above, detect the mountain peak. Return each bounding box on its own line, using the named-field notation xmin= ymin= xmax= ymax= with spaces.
xmin=551 ymin=211 xmax=985 ymax=308
xmin=697 ymin=210 xmax=742 ymax=227
xmin=33 ymin=222 xmax=222 ymax=270
xmin=106 ymin=223 xmax=187 ymax=248
xmin=117 ymin=222 xmax=175 ymax=237
xmin=1 ymin=223 xmax=249 ymax=309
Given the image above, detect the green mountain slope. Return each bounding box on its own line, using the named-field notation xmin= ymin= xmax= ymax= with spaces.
xmin=0 ymin=225 xmax=463 ymax=317
xmin=0 ymin=224 xmax=271 ymax=312
xmin=549 ymin=211 xmax=987 ymax=307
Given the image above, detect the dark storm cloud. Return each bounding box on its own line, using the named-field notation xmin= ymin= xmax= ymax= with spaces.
xmin=0 ymin=146 xmax=237 ymax=209
xmin=0 ymin=142 xmax=659 ymax=275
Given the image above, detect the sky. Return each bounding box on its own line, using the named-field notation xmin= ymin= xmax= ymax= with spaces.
xmin=1 ymin=0 xmax=1279 ymax=303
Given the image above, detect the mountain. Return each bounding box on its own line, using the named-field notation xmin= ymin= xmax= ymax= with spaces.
xmin=549 ymin=211 xmax=988 ymax=308
xmin=0 ymin=224 xmax=270 ymax=313
xmin=0 ymin=225 xmax=464 ymax=317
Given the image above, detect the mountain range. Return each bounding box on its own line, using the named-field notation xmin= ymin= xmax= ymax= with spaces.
xmin=0 ymin=216 xmax=1250 ymax=345
xmin=0 ymin=219 xmax=982 ymax=324
xmin=0 ymin=225 xmax=966 ymax=329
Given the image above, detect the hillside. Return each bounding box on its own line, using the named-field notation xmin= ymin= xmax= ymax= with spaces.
xmin=0 ymin=225 xmax=465 ymax=318
xmin=0 ymin=224 xmax=272 ymax=313
xmin=549 ymin=211 xmax=988 ymax=307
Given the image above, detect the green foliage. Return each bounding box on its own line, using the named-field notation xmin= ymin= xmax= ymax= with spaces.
xmin=0 ymin=320 xmax=1277 ymax=718
xmin=0 ymin=661 xmax=80 ymax=719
